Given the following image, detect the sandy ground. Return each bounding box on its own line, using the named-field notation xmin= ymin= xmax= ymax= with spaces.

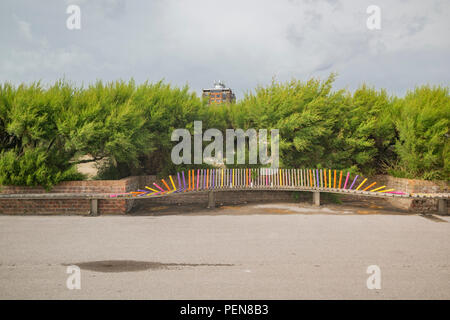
xmin=0 ymin=203 xmax=449 ymax=299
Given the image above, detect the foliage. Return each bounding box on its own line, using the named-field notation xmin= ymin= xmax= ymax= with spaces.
xmin=231 ymin=75 xmax=397 ymax=176
xmin=0 ymin=80 xmax=152 ymax=188
xmin=0 ymin=77 xmax=448 ymax=188
xmin=390 ymin=86 xmax=449 ymax=180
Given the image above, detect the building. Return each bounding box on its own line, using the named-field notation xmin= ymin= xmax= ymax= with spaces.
xmin=202 ymin=81 xmax=236 ymax=104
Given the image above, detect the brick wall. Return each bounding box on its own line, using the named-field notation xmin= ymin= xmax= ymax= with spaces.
xmin=147 ymin=190 xmax=305 ymax=206
xmin=373 ymin=175 xmax=448 ymax=194
xmin=0 ymin=176 xmax=149 ymax=215
xmin=0 ymin=199 xmax=91 ymax=215
xmin=373 ymin=175 xmax=448 ymax=213
xmin=1 ymin=174 xmax=447 ymax=215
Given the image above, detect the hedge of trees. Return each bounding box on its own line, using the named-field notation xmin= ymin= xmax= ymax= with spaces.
xmin=0 ymin=75 xmax=448 ymax=188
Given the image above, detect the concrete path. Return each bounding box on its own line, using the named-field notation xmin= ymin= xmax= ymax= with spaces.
xmin=0 ymin=203 xmax=449 ymax=299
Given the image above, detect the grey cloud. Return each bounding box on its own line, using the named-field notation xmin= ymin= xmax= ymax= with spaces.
xmin=286 ymin=24 xmax=304 ymax=47
xmin=0 ymin=0 xmax=448 ymax=99
xmin=406 ymin=16 xmax=428 ymax=36
xmin=314 ymin=62 xmax=334 ymax=72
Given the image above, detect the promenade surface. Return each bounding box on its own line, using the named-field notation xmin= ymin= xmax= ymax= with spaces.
xmin=1 ymin=203 xmax=449 ymax=299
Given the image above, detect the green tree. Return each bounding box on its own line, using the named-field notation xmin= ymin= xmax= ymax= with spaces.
xmin=1 ymin=77 xmax=448 ymax=187
xmin=391 ymin=85 xmax=449 ymax=180
xmin=0 ymin=80 xmax=152 ymax=188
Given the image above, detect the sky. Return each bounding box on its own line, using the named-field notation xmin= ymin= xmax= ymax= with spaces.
xmin=0 ymin=0 xmax=449 ymax=99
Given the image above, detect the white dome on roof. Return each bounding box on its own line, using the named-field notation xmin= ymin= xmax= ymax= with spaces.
xmin=214 ymin=80 xmax=226 ymax=89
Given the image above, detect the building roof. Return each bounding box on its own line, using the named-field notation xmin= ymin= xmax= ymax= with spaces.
xmin=202 ymin=80 xmax=232 ymax=91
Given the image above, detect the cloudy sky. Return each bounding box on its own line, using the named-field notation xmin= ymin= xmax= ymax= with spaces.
xmin=0 ymin=0 xmax=449 ymax=98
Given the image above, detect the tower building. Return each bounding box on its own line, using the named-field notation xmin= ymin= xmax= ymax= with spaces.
xmin=202 ymin=81 xmax=236 ymax=104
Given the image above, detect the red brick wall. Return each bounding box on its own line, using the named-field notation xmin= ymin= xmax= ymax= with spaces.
xmin=0 ymin=198 xmax=131 ymax=215
xmin=0 ymin=199 xmax=91 ymax=215
xmin=373 ymin=175 xmax=448 ymax=194
xmin=1 ymin=174 xmax=447 ymax=215
xmin=0 ymin=176 xmax=146 ymax=215
xmin=147 ymin=190 xmax=303 ymax=205
xmin=373 ymin=175 xmax=448 ymax=213
xmin=0 ymin=179 xmax=129 ymax=194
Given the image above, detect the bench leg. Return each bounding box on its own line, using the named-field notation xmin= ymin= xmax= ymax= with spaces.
xmin=438 ymin=199 xmax=447 ymax=215
xmin=208 ymin=191 xmax=215 ymax=208
xmin=313 ymin=191 xmax=320 ymax=206
xmin=90 ymin=199 xmax=99 ymax=216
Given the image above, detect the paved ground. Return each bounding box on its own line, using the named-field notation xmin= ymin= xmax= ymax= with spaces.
xmin=0 ymin=203 xmax=449 ymax=299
